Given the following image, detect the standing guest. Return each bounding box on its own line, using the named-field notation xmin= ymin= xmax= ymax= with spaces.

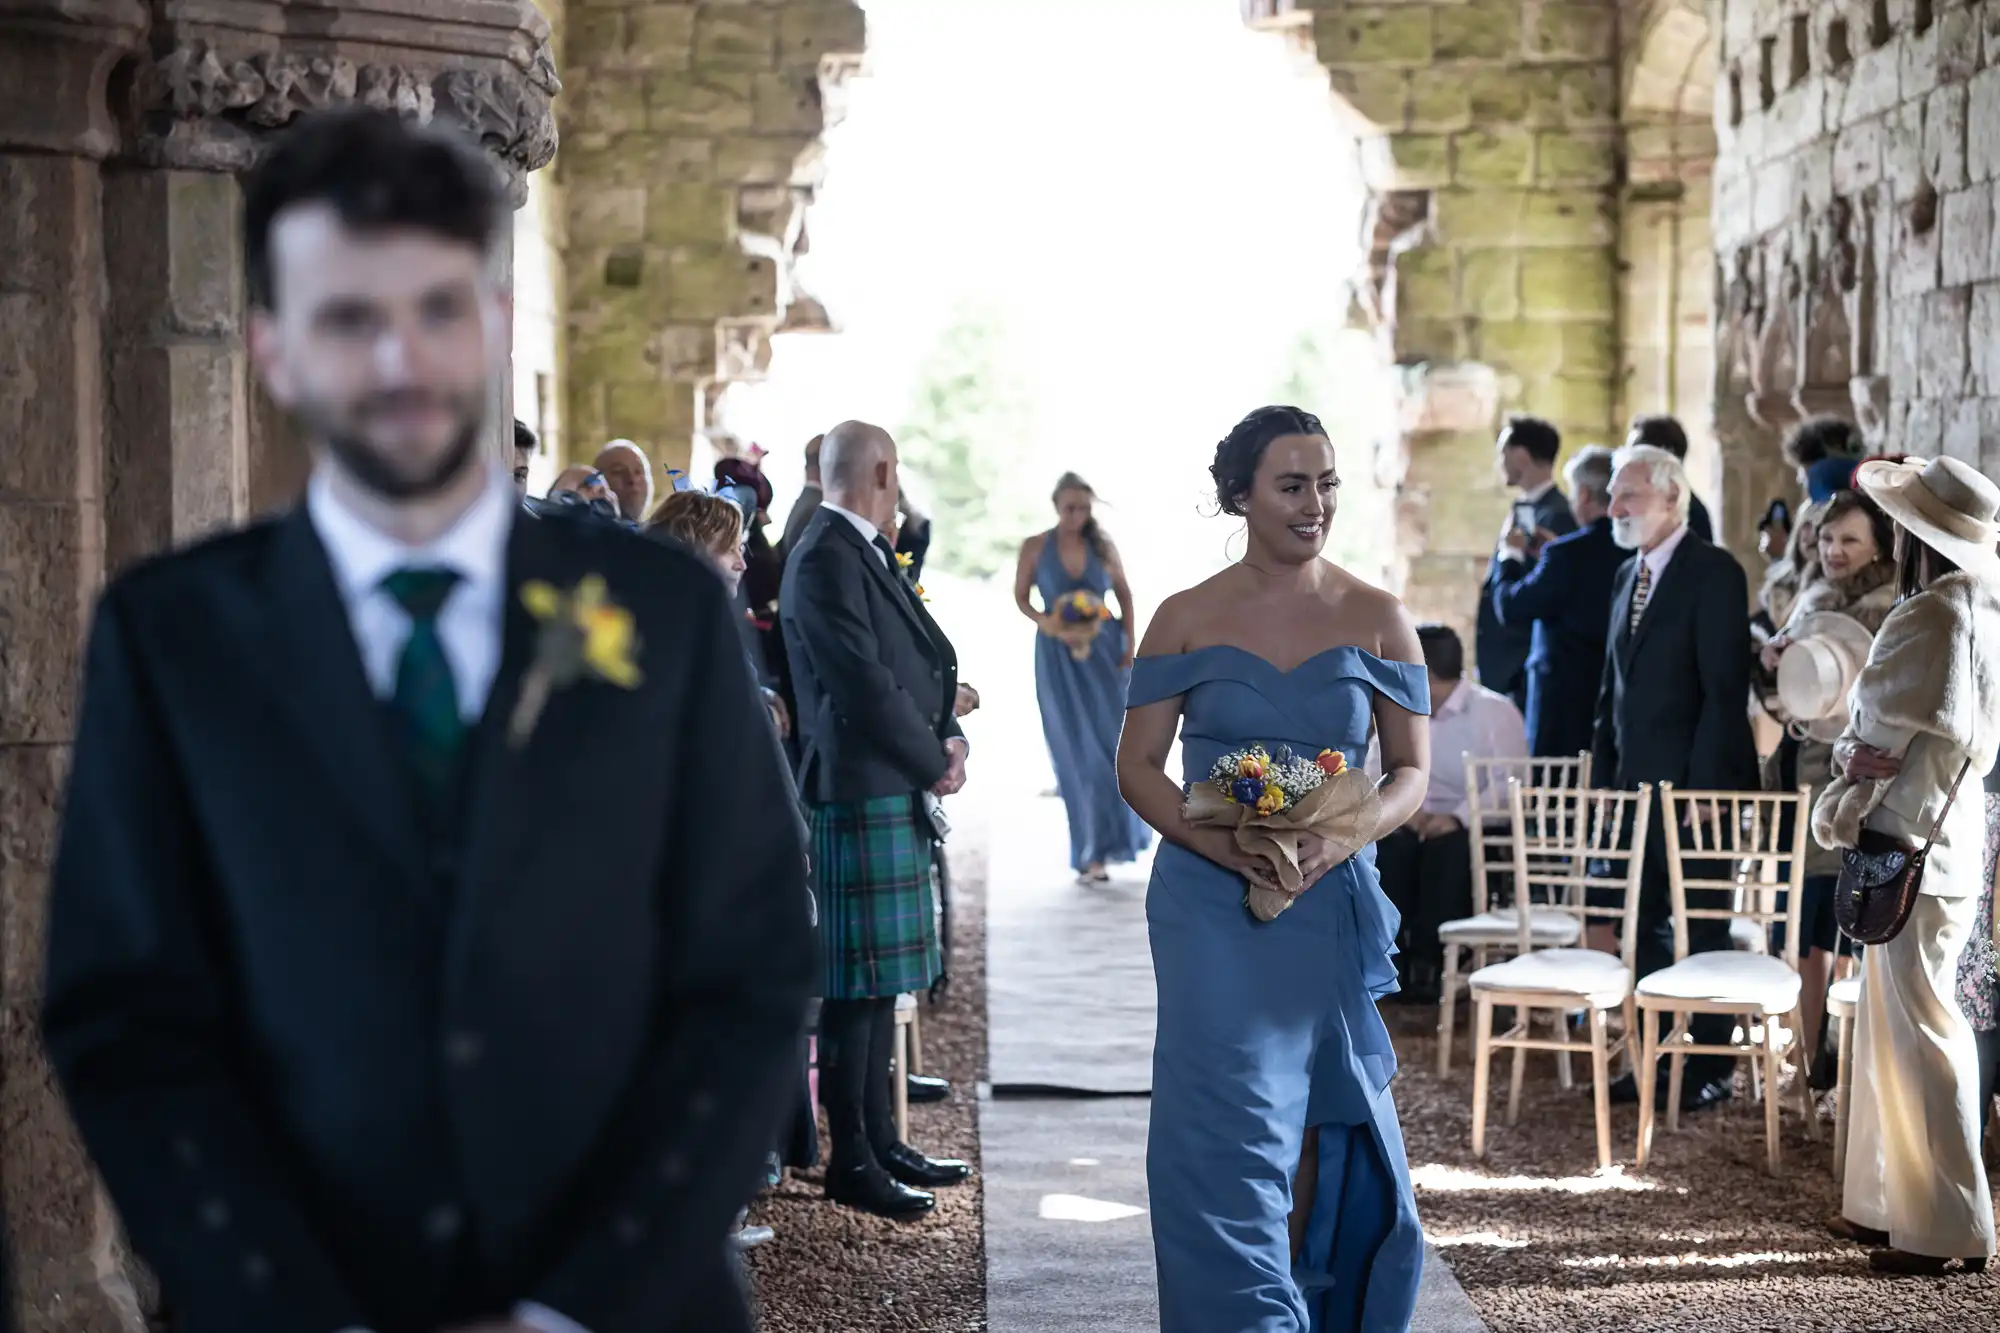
xmin=779 ymin=432 xmax=825 ymax=559
xmin=1594 ymin=443 xmax=1759 ymax=1114
xmin=781 ymin=420 xmax=972 ymax=1219
xmin=1816 ymin=455 xmax=2000 ymax=1276
xmin=1373 ymin=624 xmax=1524 ymax=1001
xmin=716 ymin=451 xmax=792 ymax=717
xmin=648 ymin=491 xmax=790 ymax=741
xmin=1784 ymin=415 xmax=1865 ymax=494
xmin=39 ymin=108 xmax=812 ymax=1333
xmin=1476 ymin=416 xmax=1576 ymax=712
xmin=1624 ymin=414 xmax=1714 ymax=543
xmin=1958 ymin=755 xmax=2000 ymax=1158
xmin=895 ymin=490 xmax=934 ymax=584
xmin=511 ymin=419 xmax=535 ymax=500
xmin=1014 ymin=473 xmax=1151 ymax=883
xmin=1490 ymin=443 xmax=1624 ymax=759
xmin=1759 ymin=488 xmax=1899 ymax=1086
xmin=594 ymin=438 xmax=655 ymax=525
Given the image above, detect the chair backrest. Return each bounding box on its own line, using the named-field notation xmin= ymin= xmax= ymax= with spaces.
xmin=1506 ymin=780 xmax=1652 ymax=967
xmin=1464 ymin=753 xmax=1592 ymax=916
xmin=1657 ymin=785 xmax=1813 ymax=969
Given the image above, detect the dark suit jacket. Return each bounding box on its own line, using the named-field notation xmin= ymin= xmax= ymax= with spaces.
xmin=1491 ymin=515 xmax=1623 ymax=759
xmin=778 ymin=485 xmax=822 ymax=560
xmin=781 ymin=508 xmax=962 ymax=805
xmin=42 ymin=505 xmax=813 ymax=1333
xmin=1476 ymin=485 xmax=1576 ymax=700
xmin=1591 ymin=530 xmax=1758 ymax=792
xmin=1689 ymin=492 xmax=1714 ymax=544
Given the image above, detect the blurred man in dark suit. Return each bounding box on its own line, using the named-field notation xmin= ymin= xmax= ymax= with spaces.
xmin=1592 ymin=443 xmax=1759 ymax=1114
xmin=1490 ymin=444 xmax=1624 ymax=759
xmin=1626 ymin=414 xmax=1714 ymax=543
xmin=1476 ymin=416 xmax=1575 ymax=711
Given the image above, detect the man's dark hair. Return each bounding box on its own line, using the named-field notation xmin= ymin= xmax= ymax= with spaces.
xmin=242 ymin=108 xmax=505 ymax=310
xmin=1499 ymin=415 xmax=1560 ymax=465
xmin=1627 ymin=414 xmax=1689 ymax=460
xmin=1781 ymin=415 xmax=1863 ymax=467
xmin=1415 ymin=623 xmax=1465 ymax=680
xmin=513 ymin=419 xmax=536 ymax=455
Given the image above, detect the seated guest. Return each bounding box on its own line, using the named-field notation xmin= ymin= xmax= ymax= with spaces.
xmin=1374 ymin=624 xmax=1525 ymax=1001
xmin=1624 ymin=414 xmax=1713 ymax=543
xmin=1491 ymin=444 xmax=1623 ymax=759
xmin=594 ymin=438 xmax=656 ymax=525
xmin=648 ymin=491 xmax=789 ymax=740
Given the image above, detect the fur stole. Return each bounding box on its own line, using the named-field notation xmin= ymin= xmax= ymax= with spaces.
xmin=1812 ymin=571 xmax=2000 ymax=849
xmin=1783 ymin=560 xmax=1898 ymax=635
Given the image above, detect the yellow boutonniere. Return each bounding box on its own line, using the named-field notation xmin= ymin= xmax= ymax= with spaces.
xmin=509 ymin=574 xmax=643 ymax=747
xmin=895 ymin=551 xmax=914 ymax=571
xmin=913 ymin=583 xmax=930 ymax=603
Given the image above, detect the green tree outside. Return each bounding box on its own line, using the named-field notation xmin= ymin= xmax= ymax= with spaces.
xmin=897 ymin=302 xmax=1039 ymax=580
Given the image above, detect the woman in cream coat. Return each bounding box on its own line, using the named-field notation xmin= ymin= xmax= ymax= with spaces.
xmin=1814 ymin=455 xmax=2000 ymax=1276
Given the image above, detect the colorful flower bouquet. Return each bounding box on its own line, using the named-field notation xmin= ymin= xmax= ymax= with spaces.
xmin=1182 ymin=744 xmax=1381 ymax=921
xmin=1049 ymin=589 xmax=1114 ymax=661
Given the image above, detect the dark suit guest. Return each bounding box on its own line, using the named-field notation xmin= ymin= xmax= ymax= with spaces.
xmin=778 ymin=432 xmax=824 ymax=561
xmin=781 ymin=421 xmax=972 ymax=1219
xmin=1625 ymin=414 xmax=1714 ymax=544
xmin=1593 ymin=442 xmax=1760 ymax=1114
xmin=1476 ymin=416 xmax=1576 ymax=711
xmin=1491 ymin=444 xmax=1624 ymax=759
xmin=41 ymin=109 xmax=812 ymax=1333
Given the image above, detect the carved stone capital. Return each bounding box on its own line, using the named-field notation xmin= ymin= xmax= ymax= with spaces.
xmin=117 ymin=0 xmax=557 ymax=198
xmin=0 ymin=0 xmax=149 ymax=157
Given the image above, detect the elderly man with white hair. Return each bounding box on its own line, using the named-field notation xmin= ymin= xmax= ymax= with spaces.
xmin=1591 ymin=442 xmax=1761 ymax=1115
xmin=594 ymin=438 xmax=655 ymax=523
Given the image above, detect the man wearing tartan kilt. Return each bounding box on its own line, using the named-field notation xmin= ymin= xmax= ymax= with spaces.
xmin=781 ymin=421 xmax=974 ymax=1219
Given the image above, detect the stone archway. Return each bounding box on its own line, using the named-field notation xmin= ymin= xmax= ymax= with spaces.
xmin=1620 ymin=0 xmax=1731 ymax=541
xmin=557 ymin=2 xmax=865 ymax=478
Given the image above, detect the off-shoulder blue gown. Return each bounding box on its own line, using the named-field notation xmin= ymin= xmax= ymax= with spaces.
xmin=1128 ymin=645 xmax=1431 ymax=1333
xmin=1034 ymin=532 xmax=1151 ymax=871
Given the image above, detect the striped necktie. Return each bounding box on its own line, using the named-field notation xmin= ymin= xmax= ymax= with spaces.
xmin=1627 ymin=559 xmax=1652 ymax=635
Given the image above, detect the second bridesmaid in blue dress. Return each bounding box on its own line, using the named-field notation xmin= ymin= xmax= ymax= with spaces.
xmin=1015 ymin=473 xmax=1153 ymax=882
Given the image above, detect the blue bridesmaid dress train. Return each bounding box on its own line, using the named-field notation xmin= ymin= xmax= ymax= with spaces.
xmin=1129 ymin=645 xmax=1431 ymax=1333
xmin=1033 ymin=533 xmax=1151 ymax=871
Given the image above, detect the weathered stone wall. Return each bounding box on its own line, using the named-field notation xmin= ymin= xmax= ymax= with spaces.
xmin=1284 ymin=0 xmax=1624 ymax=639
xmin=516 ymin=0 xmax=569 ymax=492
xmin=1711 ymin=0 xmax=2000 ymax=550
xmin=559 ymin=0 xmax=865 ymax=477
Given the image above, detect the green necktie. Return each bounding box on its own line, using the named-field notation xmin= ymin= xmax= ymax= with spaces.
xmin=381 ymin=567 xmax=466 ymax=808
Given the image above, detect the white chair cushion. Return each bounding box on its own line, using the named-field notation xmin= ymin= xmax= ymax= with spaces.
xmin=1438 ymin=909 xmax=1582 ymax=947
xmin=1469 ymin=948 xmax=1633 ymax=1006
xmin=1635 ymin=951 xmax=1802 ymax=1013
xmin=1825 ymin=975 xmax=1861 ymax=1019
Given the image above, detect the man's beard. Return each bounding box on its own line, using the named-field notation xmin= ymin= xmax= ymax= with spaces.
xmin=305 ymin=391 xmax=486 ymax=501
xmin=1611 ymin=516 xmax=1647 ymax=550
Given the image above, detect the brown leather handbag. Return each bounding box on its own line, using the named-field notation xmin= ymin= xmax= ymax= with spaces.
xmin=1835 ymin=758 xmax=1974 ymax=945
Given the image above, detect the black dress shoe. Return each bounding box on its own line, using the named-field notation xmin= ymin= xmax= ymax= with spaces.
xmin=825 ymin=1164 xmax=936 ymax=1220
xmin=907 ymin=1072 xmax=951 ymax=1104
xmin=882 ymin=1141 xmax=972 ymax=1188
xmin=1678 ymin=1076 xmax=1733 ymax=1114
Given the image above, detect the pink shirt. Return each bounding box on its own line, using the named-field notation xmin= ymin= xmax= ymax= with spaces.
xmin=1368 ymin=679 xmax=1527 ymax=824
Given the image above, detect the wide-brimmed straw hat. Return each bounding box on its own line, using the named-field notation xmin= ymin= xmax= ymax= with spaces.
xmin=1854 ymin=455 xmax=2000 ymax=581
xmin=1776 ymin=611 xmax=1877 ymax=742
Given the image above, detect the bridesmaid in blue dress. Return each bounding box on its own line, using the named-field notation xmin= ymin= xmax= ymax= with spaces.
xmin=1115 ymin=407 xmax=1433 ymax=1332
xmin=1015 ymin=473 xmax=1152 ymax=881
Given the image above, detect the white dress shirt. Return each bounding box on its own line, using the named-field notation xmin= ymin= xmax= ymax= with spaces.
xmin=307 ymin=463 xmax=513 ymax=716
xmin=313 ymin=465 xmax=590 ymax=1333
xmin=1637 ymin=521 xmax=1691 ymax=592
xmin=819 ymin=498 xmax=890 ymax=566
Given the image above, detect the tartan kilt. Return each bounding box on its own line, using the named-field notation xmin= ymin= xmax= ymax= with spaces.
xmin=810 ymin=794 xmax=941 ymax=1000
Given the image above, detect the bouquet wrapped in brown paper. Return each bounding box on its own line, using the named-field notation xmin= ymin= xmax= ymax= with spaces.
xmin=1182 ymin=743 xmax=1382 ymax=922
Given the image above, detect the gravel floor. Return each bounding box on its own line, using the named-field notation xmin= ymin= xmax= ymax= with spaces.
xmin=1391 ymin=1000 xmax=1999 ymax=1333
xmin=744 ymin=830 xmax=989 ymax=1333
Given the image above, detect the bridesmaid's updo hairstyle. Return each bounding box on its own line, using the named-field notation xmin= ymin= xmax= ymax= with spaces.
xmin=1209 ymin=405 xmax=1328 ymax=517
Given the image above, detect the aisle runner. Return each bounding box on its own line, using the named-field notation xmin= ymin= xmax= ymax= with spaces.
xmin=986 ymin=795 xmax=1157 ymax=1094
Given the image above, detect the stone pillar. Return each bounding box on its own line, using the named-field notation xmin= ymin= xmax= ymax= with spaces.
xmin=0 ymin=3 xmax=558 ymax=1327
xmin=1297 ymin=1 xmax=1623 ymax=641
xmin=0 ymin=5 xmax=152 ymax=1327
xmin=561 ymin=0 xmax=866 ymax=475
